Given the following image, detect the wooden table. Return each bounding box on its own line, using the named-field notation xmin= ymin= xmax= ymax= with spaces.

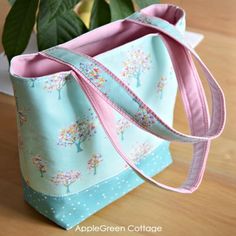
xmin=0 ymin=0 xmax=235 ymax=235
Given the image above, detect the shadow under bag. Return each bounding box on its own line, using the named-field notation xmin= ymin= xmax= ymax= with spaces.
xmin=10 ymin=4 xmax=225 ymax=229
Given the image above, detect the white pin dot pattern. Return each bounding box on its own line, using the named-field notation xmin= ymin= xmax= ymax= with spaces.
xmin=22 ymin=142 xmax=171 ymax=230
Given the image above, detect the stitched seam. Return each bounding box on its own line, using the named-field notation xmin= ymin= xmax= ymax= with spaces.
xmin=52 ymin=47 xmax=209 ymax=142
xmin=161 ymin=36 xmax=207 ymax=190
xmin=82 ymin=78 xmax=191 ymax=193
xmin=127 ymin=18 xmax=225 ymax=137
xmin=183 ymin=49 xmax=209 ymax=189
xmin=40 ymin=52 xmax=178 ymax=142
xmin=128 ymin=15 xmax=220 ymax=191
xmin=128 ymin=17 xmax=225 ymax=189
xmin=40 ymin=52 xmax=200 ymax=193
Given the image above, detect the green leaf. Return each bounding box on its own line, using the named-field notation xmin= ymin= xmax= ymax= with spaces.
xmin=37 ymin=0 xmax=87 ymax=50
xmin=45 ymin=0 xmax=81 ymax=21
xmin=2 ymin=0 xmax=39 ymax=61
xmin=8 ymin=0 xmax=16 ymax=5
xmin=134 ymin=0 xmax=160 ymax=9
xmin=90 ymin=0 xmax=111 ymax=30
xmin=109 ymin=0 xmax=134 ymax=21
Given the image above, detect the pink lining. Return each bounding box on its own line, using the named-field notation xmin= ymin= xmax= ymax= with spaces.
xmin=10 ymin=4 xmax=184 ymax=79
xmin=11 ymin=23 xmax=157 ymax=78
xmin=140 ymin=4 xmax=184 ymax=25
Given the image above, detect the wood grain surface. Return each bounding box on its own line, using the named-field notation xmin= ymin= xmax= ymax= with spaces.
xmin=0 ymin=0 xmax=235 ymax=235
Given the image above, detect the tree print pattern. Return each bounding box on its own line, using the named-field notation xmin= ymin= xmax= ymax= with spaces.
xmin=121 ymin=48 xmax=151 ymax=87
xmin=17 ymin=110 xmax=27 ymax=126
xmin=30 ymin=78 xmax=37 ymax=88
xmin=130 ymin=142 xmax=153 ymax=164
xmin=88 ymin=154 xmax=103 ymax=175
xmin=32 ymin=155 xmax=47 ymax=177
xmin=116 ymin=118 xmax=131 ymax=141
xmin=57 ymin=114 xmax=96 ymax=152
xmin=157 ymin=77 xmax=167 ymax=99
xmin=79 ymin=63 xmax=106 ymax=88
xmin=134 ymin=106 xmax=155 ymax=128
xmin=15 ymin=96 xmax=28 ymax=126
xmin=44 ymin=73 xmax=70 ymax=99
xmin=51 ymin=170 xmax=81 ymax=194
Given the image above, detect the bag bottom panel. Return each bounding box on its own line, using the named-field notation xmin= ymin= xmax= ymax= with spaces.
xmin=22 ymin=141 xmax=172 ymax=230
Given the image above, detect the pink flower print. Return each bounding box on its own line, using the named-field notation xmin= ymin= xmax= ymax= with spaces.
xmin=80 ymin=63 xmax=106 ymax=88
xmin=15 ymin=98 xmax=28 ymax=127
xmin=116 ymin=118 xmax=131 ymax=141
xmin=121 ymin=48 xmax=151 ymax=87
xmin=157 ymin=77 xmax=167 ymax=99
xmin=134 ymin=107 xmax=155 ymax=128
xmin=18 ymin=110 xmax=27 ymax=126
xmin=131 ymin=142 xmax=153 ymax=163
xmin=124 ymin=142 xmax=153 ymax=168
xmin=88 ymin=154 xmax=103 ymax=175
xmin=44 ymin=73 xmax=70 ymax=99
xmin=32 ymin=155 xmax=47 ymax=177
xmin=57 ymin=115 xmax=96 ymax=152
xmin=51 ymin=170 xmax=81 ymax=193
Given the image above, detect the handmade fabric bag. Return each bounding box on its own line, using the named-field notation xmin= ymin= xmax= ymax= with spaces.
xmin=10 ymin=4 xmax=225 ymax=230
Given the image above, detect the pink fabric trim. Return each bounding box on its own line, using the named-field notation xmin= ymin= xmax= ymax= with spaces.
xmin=10 ymin=5 xmax=184 ymax=78
xmin=160 ymin=35 xmax=210 ymax=191
xmin=73 ymin=71 xmax=194 ymax=193
xmin=39 ymin=35 xmax=223 ymax=193
xmin=39 ymin=20 xmax=226 ymax=192
xmin=140 ymin=4 xmax=185 ymax=25
xmin=127 ymin=19 xmax=226 ymax=139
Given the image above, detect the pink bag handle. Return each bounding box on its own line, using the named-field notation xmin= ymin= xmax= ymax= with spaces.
xmin=40 ymin=14 xmax=225 ymax=193
xmin=41 ymin=44 xmax=225 ymax=143
xmin=72 ymin=41 xmax=210 ymax=193
xmin=41 ymin=44 xmax=210 ymax=193
xmin=126 ymin=12 xmax=226 ymax=140
xmin=38 ymin=8 xmax=226 ymax=144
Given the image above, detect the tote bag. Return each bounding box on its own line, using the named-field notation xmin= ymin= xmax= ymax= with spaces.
xmin=10 ymin=4 xmax=225 ymax=229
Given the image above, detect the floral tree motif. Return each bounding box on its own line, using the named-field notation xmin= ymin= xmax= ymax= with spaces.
xmin=15 ymin=96 xmax=28 ymax=126
xmin=30 ymin=78 xmax=37 ymax=88
xmin=157 ymin=77 xmax=167 ymax=99
xmin=32 ymin=155 xmax=47 ymax=177
xmin=134 ymin=106 xmax=155 ymax=128
xmin=116 ymin=118 xmax=131 ymax=141
xmin=57 ymin=114 xmax=96 ymax=152
xmin=79 ymin=63 xmax=107 ymax=88
xmin=44 ymin=73 xmax=71 ymax=99
xmin=130 ymin=142 xmax=153 ymax=164
xmin=17 ymin=110 xmax=27 ymax=126
xmin=88 ymin=154 xmax=103 ymax=175
xmin=121 ymin=48 xmax=151 ymax=87
xmin=51 ymin=170 xmax=81 ymax=193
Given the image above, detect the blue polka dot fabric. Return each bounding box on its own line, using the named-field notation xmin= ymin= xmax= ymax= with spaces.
xmin=23 ymin=141 xmax=172 ymax=229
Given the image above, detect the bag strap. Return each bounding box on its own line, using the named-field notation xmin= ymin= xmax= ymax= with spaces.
xmin=39 ymin=15 xmax=225 ymax=193
xmin=40 ymin=44 xmax=209 ymax=193
xmin=126 ymin=12 xmax=226 ymax=137
xmin=40 ymin=43 xmax=224 ymax=143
